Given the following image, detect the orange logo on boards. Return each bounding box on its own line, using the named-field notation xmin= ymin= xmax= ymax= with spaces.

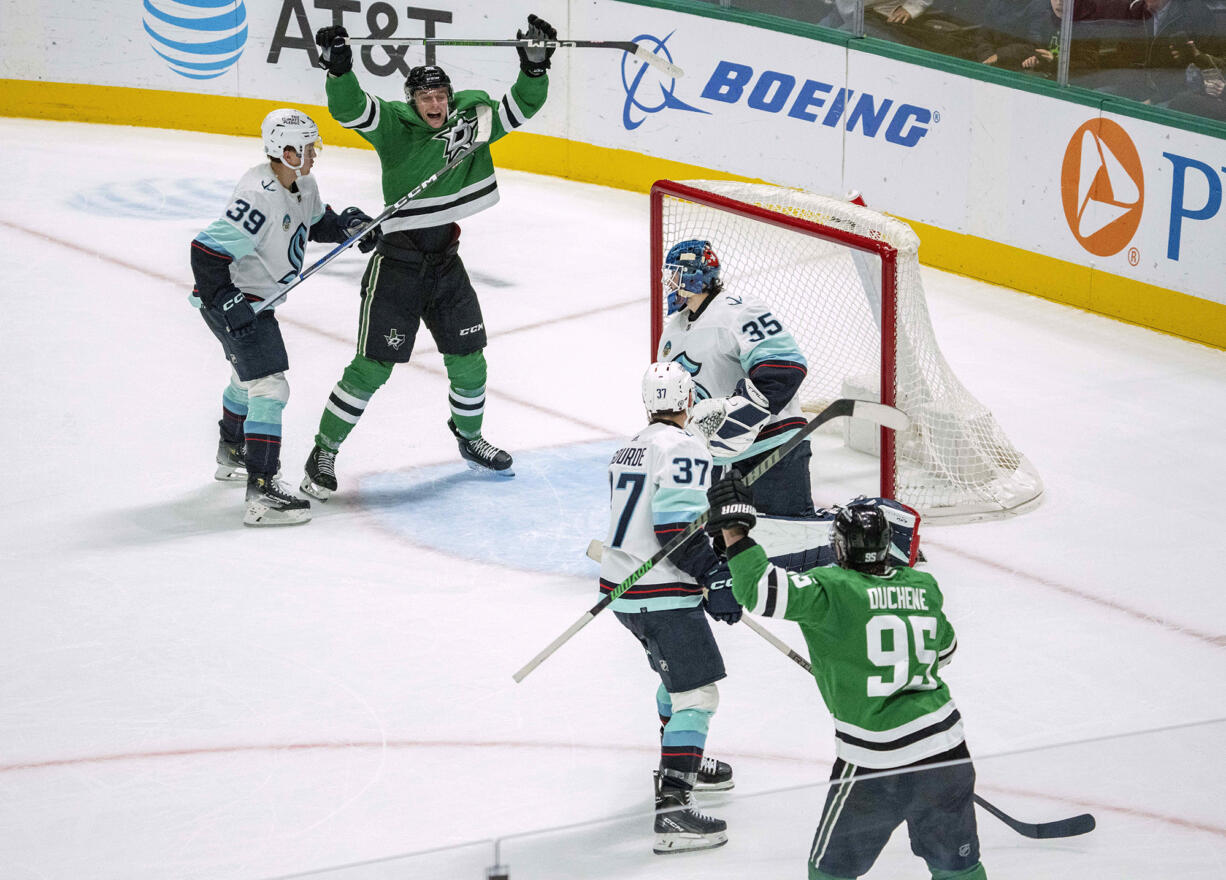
xmin=1060 ymin=119 xmax=1145 ymax=257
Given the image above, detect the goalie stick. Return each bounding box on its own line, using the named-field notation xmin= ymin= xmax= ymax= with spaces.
xmin=511 ymin=398 xmax=909 ymax=683
xmin=344 ymin=37 xmax=684 ymax=78
xmin=253 ymin=104 xmax=493 ymax=315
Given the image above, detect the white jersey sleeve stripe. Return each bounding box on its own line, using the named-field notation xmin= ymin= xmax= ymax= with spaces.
xmin=338 ymin=95 xmax=380 ymax=132
xmin=498 ymin=93 xmax=524 ymax=131
xmin=752 ymin=565 xmax=789 ymax=619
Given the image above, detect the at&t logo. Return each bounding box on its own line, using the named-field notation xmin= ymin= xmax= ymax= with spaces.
xmin=1060 ymin=119 xmax=1144 ymax=258
xmin=143 ymin=0 xmax=248 ymax=80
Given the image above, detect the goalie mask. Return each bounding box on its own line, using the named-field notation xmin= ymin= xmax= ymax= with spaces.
xmin=663 ymin=239 xmax=722 ymax=314
xmin=833 ymin=500 xmax=893 ymax=570
xmin=641 ymin=362 xmax=695 ymax=416
xmin=261 ymin=109 xmax=322 ymax=178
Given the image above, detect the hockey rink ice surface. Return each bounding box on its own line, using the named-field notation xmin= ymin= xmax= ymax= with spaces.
xmin=2 ymin=117 xmax=1225 ymax=880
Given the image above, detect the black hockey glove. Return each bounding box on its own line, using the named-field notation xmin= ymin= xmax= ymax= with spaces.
xmin=212 ymin=288 xmax=257 ymax=340
xmin=703 ymin=585 xmax=743 ymax=625
xmin=315 ymin=26 xmax=352 ymax=76
xmin=516 ymin=14 xmax=557 ymax=77
xmin=338 ymin=206 xmax=378 ymax=253
xmin=706 ymin=470 xmax=757 ymax=534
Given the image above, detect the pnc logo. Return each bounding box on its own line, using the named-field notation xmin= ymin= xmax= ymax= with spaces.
xmin=1060 ymin=119 xmax=1145 ymax=257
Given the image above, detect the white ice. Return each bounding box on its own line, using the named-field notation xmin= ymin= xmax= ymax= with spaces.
xmin=1 ymin=118 xmax=1224 ymax=880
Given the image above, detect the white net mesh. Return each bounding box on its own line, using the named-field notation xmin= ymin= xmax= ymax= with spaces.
xmin=654 ymin=180 xmax=1043 ymax=522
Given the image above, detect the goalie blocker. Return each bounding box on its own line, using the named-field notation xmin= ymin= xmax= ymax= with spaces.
xmin=690 ymin=378 xmax=771 ymax=458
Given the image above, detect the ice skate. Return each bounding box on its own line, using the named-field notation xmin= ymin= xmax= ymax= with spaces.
xmin=448 ymin=419 xmax=514 ymax=476
xmin=300 ymin=444 xmax=337 ymax=501
xmin=653 ymin=772 xmax=728 ymax=854
xmin=694 ymin=755 xmax=734 ymax=792
xmin=214 ymin=439 xmax=246 ymax=482
xmin=244 ymin=474 xmax=311 ymax=526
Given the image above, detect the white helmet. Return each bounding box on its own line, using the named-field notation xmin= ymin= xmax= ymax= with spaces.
xmin=261 ymin=109 xmax=322 ymax=176
xmin=642 ymin=362 xmax=694 ymax=416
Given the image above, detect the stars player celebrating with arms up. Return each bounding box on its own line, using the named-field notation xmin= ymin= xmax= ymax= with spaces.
xmin=658 ymin=240 xmax=814 ymax=517
xmin=190 ymin=108 xmax=373 ymax=526
xmin=600 ymin=363 xmax=743 ymax=855
xmin=706 ymin=471 xmax=987 ymax=880
xmin=301 ymin=14 xmax=556 ymax=500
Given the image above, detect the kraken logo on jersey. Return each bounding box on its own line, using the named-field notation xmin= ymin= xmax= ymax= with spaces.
xmin=670 ymin=351 xmax=711 ymax=400
xmin=433 ymin=112 xmax=481 ymax=164
xmin=277 ymin=224 xmax=308 ymax=283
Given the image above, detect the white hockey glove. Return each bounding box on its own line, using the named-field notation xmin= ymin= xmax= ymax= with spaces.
xmin=690 ymin=378 xmax=771 ymax=457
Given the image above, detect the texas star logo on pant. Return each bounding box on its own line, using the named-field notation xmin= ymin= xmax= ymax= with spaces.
xmin=384 ymin=328 xmax=407 ymax=350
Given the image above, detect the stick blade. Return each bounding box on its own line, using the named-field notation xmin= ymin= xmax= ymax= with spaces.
xmin=850 ymin=400 xmax=910 ymax=432
xmin=633 ymin=44 xmax=684 ymax=77
xmin=585 ymin=539 xmax=604 ymax=563
xmin=1034 ymin=812 xmax=1096 ymax=839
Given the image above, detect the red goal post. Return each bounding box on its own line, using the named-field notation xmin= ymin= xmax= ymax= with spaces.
xmin=649 ymin=179 xmax=1043 ymax=523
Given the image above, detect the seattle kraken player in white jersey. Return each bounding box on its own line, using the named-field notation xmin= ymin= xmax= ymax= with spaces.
xmin=190 ymin=109 xmax=373 ymax=525
xmin=657 ymin=240 xmax=814 ymax=517
xmin=601 ymin=362 xmax=742 ymax=855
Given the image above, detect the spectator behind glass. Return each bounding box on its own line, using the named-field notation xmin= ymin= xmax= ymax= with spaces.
xmin=820 ymin=0 xmax=934 ymax=31
xmin=971 ymin=0 xmax=1169 ymax=74
xmin=1126 ymin=0 xmax=1226 ymax=104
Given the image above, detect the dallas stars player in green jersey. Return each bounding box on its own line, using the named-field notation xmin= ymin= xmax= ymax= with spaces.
xmin=300 ymin=15 xmax=555 ymax=499
xmin=707 ymin=473 xmax=987 ymax=880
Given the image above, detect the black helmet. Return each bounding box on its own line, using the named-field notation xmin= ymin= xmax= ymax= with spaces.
xmin=405 ymin=65 xmax=453 ymax=106
xmin=833 ymin=500 xmax=892 ymax=570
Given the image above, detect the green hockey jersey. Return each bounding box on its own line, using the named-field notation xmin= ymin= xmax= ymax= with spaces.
xmin=727 ymin=538 xmax=963 ymax=768
xmin=324 ymin=69 xmax=548 ymax=232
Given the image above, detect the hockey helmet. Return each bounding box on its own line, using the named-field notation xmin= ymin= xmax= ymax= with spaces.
xmin=663 ymin=239 xmax=722 ymax=314
xmin=642 ymin=361 xmax=695 ymax=416
xmin=833 ymin=500 xmax=893 ymax=570
xmin=261 ymin=109 xmax=322 ymax=173
xmin=405 ymin=65 xmax=454 ymax=108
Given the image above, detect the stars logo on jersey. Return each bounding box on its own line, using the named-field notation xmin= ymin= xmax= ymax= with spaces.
xmin=433 ymin=112 xmax=480 ymax=164
xmin=385 ymin=328 xmax=407 ymax=351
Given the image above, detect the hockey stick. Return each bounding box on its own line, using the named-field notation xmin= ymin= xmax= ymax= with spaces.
xmin=973 ymin=793 xmax=1096 ymax=839
xmin=734 ymin=597 xmax=1097 ymax=839
xmin=345 ymin=37 xmax=684 ymax=78
xmin=511 ymin=398 xmax=909 ymax=683
xmin=253 ymin=104 xmax=493 ymax=315
xmin=587 ymin=537 xmax=815 ymax=676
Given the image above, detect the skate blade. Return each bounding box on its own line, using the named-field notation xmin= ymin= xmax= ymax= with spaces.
xmin=243 ymin=503 xmax=312 ymax=527
xmin=693 ymin=779 xmax=735 ymax=792
xmin=214 ymin=464 xmax=247 ymax=482
xmin=300 ymin=477 xmax=334 ymax=501
xmin=652 ymin=831 xmax=728 ymax=854
xmin=464 ymin=461 xmax=515 ymax=478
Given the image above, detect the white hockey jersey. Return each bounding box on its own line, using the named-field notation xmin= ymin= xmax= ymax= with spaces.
xmin=657 ymin=291 xmax=808 ymax=466
xmin=191 ymin=163 xmax=326 ymax=308
xmin=599 ymin=421 xmax=713 ymax=614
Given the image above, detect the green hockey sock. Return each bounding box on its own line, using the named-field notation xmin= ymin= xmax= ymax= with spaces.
xmin=315 ymin=355 xmax=393 ymax=452
xmin=444 ymin=351 xmax=487 ymax=439
xmin=931 ymin=864 xmax=987 ymax=880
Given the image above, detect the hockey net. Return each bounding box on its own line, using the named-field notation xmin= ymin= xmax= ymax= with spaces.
xmin=650 ymin=179 xmax=1043 ymax=523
